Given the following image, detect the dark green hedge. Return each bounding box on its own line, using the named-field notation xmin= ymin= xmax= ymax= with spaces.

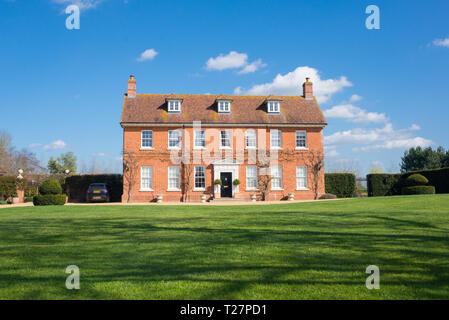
xmin=325 ymin=173 xmax=356 ymax=198
xmin=39 ymin=179 xmax=62 ymax=195
xmin=0 ymin=176 xmax=17 ymax=200
xmin=402 ymin=186 xmax=436 ymax=195
xmin=33 ymin=194 xmax=66 ymax=206
xmin=65 ymin=174 xmax=123 ymax=202
xmin=367 ymin=167 xmax=449 ymax=196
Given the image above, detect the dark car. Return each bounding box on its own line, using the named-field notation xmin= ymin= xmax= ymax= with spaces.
xmin=86 ymin=183 xmax=111 ymax=203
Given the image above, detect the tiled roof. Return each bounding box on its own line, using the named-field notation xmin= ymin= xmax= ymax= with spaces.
xmin=120 ymin=94 xmax=327 ymax=126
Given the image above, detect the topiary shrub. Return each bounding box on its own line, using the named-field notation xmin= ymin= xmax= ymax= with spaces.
xmin=33 ymin=194 xmax=66 ymax=206
xmin=214 ymin=179 xmax=222 ymax=185
xmin=39 ymin=179 xmax=62 ymax=195
xmin=402 ymin=186 xmax=435 ymax=195
xmin=233 ymin=179 xmax=241 ymax=186
xmin=404 ymin=174 xmax=429 ymax=187
xmin=325 ymin=173 xmax=356 ymax=198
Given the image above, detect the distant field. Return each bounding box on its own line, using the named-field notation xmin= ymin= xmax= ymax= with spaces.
xmin=0 ymin=195 xmax=448 ymax=299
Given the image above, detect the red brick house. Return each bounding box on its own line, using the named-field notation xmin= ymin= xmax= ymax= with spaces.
xmin=120 ymin=76 xmax=327 ymax=202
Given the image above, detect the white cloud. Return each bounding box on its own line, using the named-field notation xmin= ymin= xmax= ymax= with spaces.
xmin=205 ymin=51 xmax=266 ymax=74
xmin=324 ymin=104 xmax=388 ymax=123
xmin=234 ymin=66 xmax=352 ymax=103
xmin=325 ymin=123 xmax=433 ymax=152
xmin=349 ymin=94 xmax=362 ymax=103
xmin=93 ymin=152 xmax=107 ymax=157
xmin=137 ymin=48 xmax=158 ymax=62
xmin=43 ymin=140 xmax=68 ymax=151
xmin=206 ymin=51 xmax=248 ymax=71
xmin=238 ymin=59 xmax=267 ymax=74
xmin=324 ymin=145 xmax=339 ymax=157
xmin=51 ymin=0 xmax=104 ymax=10
xmin=28 ymin=143 xmax=42 ymax=148
xmin=433 ymin=37 xmax=449 ymax=48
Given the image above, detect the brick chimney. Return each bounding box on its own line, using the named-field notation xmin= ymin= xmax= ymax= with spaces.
xmin=127 ymin=75 xmax=136 ymax=97
xmin=302 ymin=77 xmax=313 ymax=100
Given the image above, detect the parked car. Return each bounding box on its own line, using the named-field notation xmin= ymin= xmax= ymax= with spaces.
xmin=86 ymin=183 xmax=111 ymax=203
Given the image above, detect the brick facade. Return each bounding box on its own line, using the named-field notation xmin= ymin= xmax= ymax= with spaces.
xmin=121 ymin=77 xmax=326 ymax=202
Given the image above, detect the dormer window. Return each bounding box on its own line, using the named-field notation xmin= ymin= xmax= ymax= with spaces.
xmin=267 ymin=101 xmax=280 ymax=113
xmin=167 ymin=100 xmax=182 ymax=113
xmin=218 ymin=100 xmax=231 ymax=113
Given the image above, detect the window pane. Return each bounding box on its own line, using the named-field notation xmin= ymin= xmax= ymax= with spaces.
xmin=141 ymin=166 xmax=152 ymax=190
xmin=141 ymin=130 xmax=153 ymax=148
xmin=221 ymin=130 xmax=231 ymax=147
xmin=271 ymin=166 xmax=282 ymax=189
xmin=271 ymin=130 xmax=281 ymax=148
xmin=169 ymin=130 xmax=180 ymax=147
xmin=194 ymin=166 xmax=206 ymax=189
xmin=246 ymin=130 xmax=257 ymax=148
xmin=296 ymin=131 xmax=307 ymax=148
xmin=246 ymin=166 xmax=257 ymax=189
xmin=296 ymin=166 xmax=307 ymax=189
xmin=168 ymin=166 xmax=180 ymax=189
xmin=195 ymin=130 xmax=205 ymax=147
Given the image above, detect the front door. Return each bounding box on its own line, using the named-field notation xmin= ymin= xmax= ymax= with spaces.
xmin=220 ymin=172 xmax=233 ymax=198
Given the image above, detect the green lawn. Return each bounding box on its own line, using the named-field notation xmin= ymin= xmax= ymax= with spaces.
xmin=1 ymin=195 xmax=449 ymax=299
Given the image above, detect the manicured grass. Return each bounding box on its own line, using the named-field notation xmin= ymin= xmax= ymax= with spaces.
xmin=1 ymin=195 xmax=449 ymax=299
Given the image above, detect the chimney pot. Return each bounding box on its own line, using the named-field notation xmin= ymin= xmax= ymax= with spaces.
xmin=302 ymin=77 xmax=313 ymax=100
xmin=127 ymin=75 xmax=136 ymax=97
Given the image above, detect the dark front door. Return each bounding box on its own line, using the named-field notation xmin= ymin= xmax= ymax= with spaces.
xmin=220 ymin=172 xmax=233 ymax=198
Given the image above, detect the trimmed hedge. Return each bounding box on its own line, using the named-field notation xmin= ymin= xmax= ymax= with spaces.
xmin=0 ymin=176 xmax=18 ymax=200
xmin=33 ymin=194 xmax=66 ymax=206
xmin=404 ymin=174 xmax=428 ymax=187
xmin=367 ymin=167 xmax=449 ymax=197
xmin=402 ymin=186 xmax=436 ymax=195
xmin=39 ymin=179 xmax=62 ymax=195
xmin=65 ymin=174 xmax=123 ymax=202
xmin=325 ymin=173 xmax=356 ymax=198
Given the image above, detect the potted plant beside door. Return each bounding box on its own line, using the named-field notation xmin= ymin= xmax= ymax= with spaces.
xmin=232 ymin=179 xmax=241 ymax=198
xmin=214 ymin=179 xmax=222 ymax=199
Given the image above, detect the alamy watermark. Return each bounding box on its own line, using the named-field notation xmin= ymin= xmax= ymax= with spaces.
xmin=365 ymin=265 xmax=380 ymax=289
xmin=65 ymin=265 xmax=80 ymax=290
xmin=65 ymin=5 xmax=80 ymax=30
xmin=365 ymin=5 xmax=380 ymax=30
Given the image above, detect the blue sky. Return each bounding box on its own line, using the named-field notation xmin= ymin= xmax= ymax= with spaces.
xmin=1 ymin=0 xmax=448 ymax=175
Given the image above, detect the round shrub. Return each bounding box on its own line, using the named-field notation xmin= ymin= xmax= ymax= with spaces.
xmin=233 ymin=179 xmax=241 ymax=186
xmin=39 ymin=179 xmax=62 ymax=195
xmin=319 ymin=193 xmax=337 ymax=200
xmin=33 ymin=194 xmax=66 ymax=206
xmin=402 ymin=186 xmax=435 ymax=195
xmin=404 ymin=174 xmax=428 ymax=187
xmin=214 ymin=179 xmax=222 ymax=185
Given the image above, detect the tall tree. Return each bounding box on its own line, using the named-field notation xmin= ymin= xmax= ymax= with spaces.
xmin=400 ymin=146 xmax=447 ymax=172
xmin=47 ymin=152 xmax=77 ymax=174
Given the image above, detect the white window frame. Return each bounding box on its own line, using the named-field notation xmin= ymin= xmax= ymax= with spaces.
xmin=270 ymin=129 xmax=282 ymax=149
xmin=194 ymin=130 xmax=206 ymax=149
xmin=218 ymin=101 xmax=231 ymax=113
xmin=167 ymin=166 xmax=180 ymax=191
xmin=167 ymin=100 xmax=182 ymax=113
xmin=267 ymin=101 xmax=280 ymax=113
xmin=296 ymin=166 xmax=308 ymax=190
xmin=141 ymin=130 xmax=153 ymax=149
xmin=168 ymin=130 xmax=180 ymax=149
xmin=245 ymin=129 xmax=257 ymax=149
xmin=194 ymin=166 xmax=206 ymax=191
xmin=296 ymin=130 xmax=307 ymax=149
xmin=140 ymin=166 xmax=153 ymax=191
xmin=220 ymin=130 xmax=232 ymax=149
xmin=271 ymin=165 xmax=283 ymax=190
xmin=246 ymin=166 xmax=258 ymax=190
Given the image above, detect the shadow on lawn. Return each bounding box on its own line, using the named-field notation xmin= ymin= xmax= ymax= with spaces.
xmin=0 ymin=213 xmax=449 ymax=299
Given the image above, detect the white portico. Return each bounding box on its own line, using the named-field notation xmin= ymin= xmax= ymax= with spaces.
xmin=212 ymin=159 xmax=242 ymax=197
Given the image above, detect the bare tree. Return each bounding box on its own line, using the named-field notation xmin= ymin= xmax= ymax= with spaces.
xmin=123 ymin=151 xmax=139 ymax=203
xmin=300 ymin=150 xmax=324 ymax=200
